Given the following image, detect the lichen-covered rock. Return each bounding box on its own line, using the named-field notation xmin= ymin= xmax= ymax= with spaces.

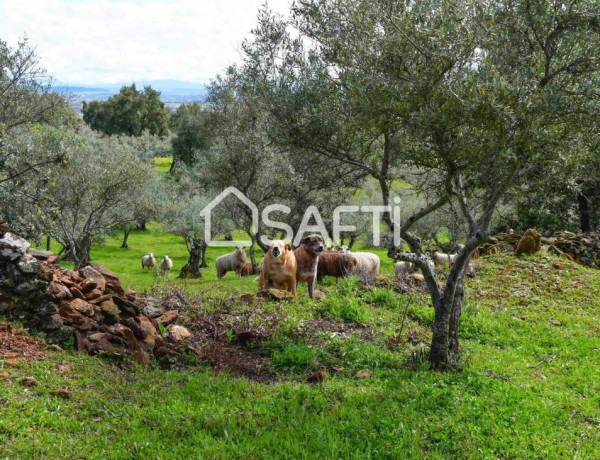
xmin=516 ymin=229 xmax=542 ymax=255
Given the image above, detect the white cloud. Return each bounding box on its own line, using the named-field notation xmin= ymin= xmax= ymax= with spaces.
xmin=0 ymin=0 xmax=291 ymax=84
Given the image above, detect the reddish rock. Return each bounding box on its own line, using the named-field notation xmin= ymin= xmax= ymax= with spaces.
xmin=61 ymin=278 xmax=75 ymax=288
xmin=306 ymin=370 xmax=328 ymax=383
xmin=79 ymin=278 xmax=98 ymax=294
xmin=49 ymin=389 xmax=72 ymax=399
xmin=89 ymin=294 xmax=112 ymax=305
xmin=355 ymin=369 xmax=373 ymax=379
xmin=74 ymin=331 xmax=92 ymax=353
xmin=84 ymin=289 xmax=103 ymax=300
xmin=4 ymin=358 xmax=19 ymax=367
xmin=69 ymin=298 xmax=94 ymax=317
xmin=80 ymin=266 xmax=106 ymax=292
xmin=137 ymin=316 xmax=158 ymax=351
xmin=156 ymin=310 xmax=179 ymax=326
xmin=47 ymin=255 xmax=59 ymax=264
xmin=124 ymin=289 xmax=137 ymax=300
xmin=91 ymin=338 xmax=123 ymax=356
xmin=59 ymin=302 xmax=96 ymax=331
xmin=107 ymin=324 xmax=137 ymax=349
xmin=0 ymin=370 xmax=10 ymax=378
xmin=133 ymin=349 xmax=151 ymax=365
xmin=68 ymin=271 xmax=84 ymax=283
xmin=20 ymin=377 xmax=38 ymax=387
xmin=70 ymin=286 xmax=85 ymax=299
xmin=88 ymin=332 xmax=108 ymax=342
xmin=49 ymin=282 xmax=72 ymax=300
xmin=90 ymin=263 xmax=124 ymax=296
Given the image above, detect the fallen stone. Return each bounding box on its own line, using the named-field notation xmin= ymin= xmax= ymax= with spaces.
xmin=167 ymin=325 xmax=191 ymax=342
xmin=20 ymin=377 xmax=38 ymax=387
xmin=356 ymin=369 xmax=373 ymax=379
xmin=156 ymin=310 xmax=178 ymax=325
xmin=49 ymin=389 xmax=72 ymax=399
xmin=4 ymin=358 xmax=19 ymax=367
xmin=263 ymin=288 xmax=295 ymax=301
xmin=306 ymin=370 xmax=328 ymax=383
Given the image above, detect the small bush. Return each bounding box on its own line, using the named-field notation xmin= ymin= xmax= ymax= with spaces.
xmin=271 ymin=341 xmax=318 ymax=372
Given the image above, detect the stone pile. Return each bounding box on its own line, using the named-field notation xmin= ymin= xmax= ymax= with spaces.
xmin=0 ymin=228 xmax=184 ymax=364
xmin=547 ymin=231 xmax=600 ymax=269
xmin=479 ymin=228 xmax=600 ymax=269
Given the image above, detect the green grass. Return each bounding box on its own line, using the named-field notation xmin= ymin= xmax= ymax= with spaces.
xmin=40 ymin=222 xmax=397 ymax=297
xmin=4 ymin=242 xmax=600 ymax=457
xmin=154 ymin=156 xmax=173 ymax=174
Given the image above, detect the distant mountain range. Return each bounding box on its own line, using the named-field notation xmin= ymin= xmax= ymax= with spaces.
xmin=52 ymin=79 xmax=208 ymax=112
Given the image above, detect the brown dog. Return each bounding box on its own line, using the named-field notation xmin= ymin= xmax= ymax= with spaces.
xmin=258 ymin=240 xmax=297 ymax=296
xmin=294 ymin=234 xmax=324 ymax=299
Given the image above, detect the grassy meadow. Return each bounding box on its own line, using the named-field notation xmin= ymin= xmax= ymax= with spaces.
xmin=3 ymin=157 xmax=600 ymax=458
xmin=2 ymin=227 xmax=600 ymax=457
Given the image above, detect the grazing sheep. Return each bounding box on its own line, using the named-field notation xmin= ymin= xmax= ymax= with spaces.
xmin=317 ymin=252 xmax=357 ymax=281
xmin=216 ymin=246 xmax=247 ymax=279
xmin=141 ymin=253 xmax=156 ymax=271
xmin=239 ymin=262 xmax=254 ymax=277
xmin=159 ymin=255 xmax=173 ymax=275
xmin=395 ymin=261 xmax=413 ymax=279
xmin=431 ymin=250 xmax=457 ymax=267
xmin=347 ymin=251 xmax=380 ymax=283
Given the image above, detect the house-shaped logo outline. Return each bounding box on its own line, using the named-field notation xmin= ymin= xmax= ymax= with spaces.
xmin=199 ymin=186 xmax=257 ymax=247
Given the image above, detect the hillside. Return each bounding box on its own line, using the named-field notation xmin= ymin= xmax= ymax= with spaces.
xmin=1 ymin=246 xmax=599 ymax=458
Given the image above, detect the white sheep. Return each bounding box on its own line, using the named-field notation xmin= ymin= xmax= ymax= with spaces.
xmin=141 ymin=253 xmax=156 ymax=271
xmin=347 ymin=251 xmax=380 ymax=283
xmin=431 ymin=250 xmax=457 ymax=267
xmin=215 ymin=246 xmax=247 ymax=279
xmin=395 ymin=261 xmax=413 ymax=279
xmin=159 ymin=255 xmax=173 ymax=275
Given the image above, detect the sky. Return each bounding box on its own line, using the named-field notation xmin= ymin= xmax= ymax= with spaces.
xmin=0 ymin=0 xmax=291 ymax=85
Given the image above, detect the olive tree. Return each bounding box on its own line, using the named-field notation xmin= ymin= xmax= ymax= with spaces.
xmin=243 ymin=0 xmax=600 ymax=368
xmin=28 ymin=129 xmax=157 ymax=269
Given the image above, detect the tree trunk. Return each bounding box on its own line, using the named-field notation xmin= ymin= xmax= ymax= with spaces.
xmin=199 ymin=239 xmax=208 ymax=268
xmin=249 ymin=237 xmax=258 ymax=272
xmin=73 ymin=235 xmax=92 ymax=271
xmin=429 ymin=298 xmax=451 ymax=370
xmin=180 ymin=238 xmax=202 ymax=278
xmin=448 ymin=275 xmax=465 ymax=354
xmin=46 ymin=235 xmax=51 ymax=251
xmin=121 ymin=228 xmax=131 ymax=249
xmin=577 ymin=191 xmax=592 ymax=233
xmin=135 ymin=220 xmax=147 ymax=231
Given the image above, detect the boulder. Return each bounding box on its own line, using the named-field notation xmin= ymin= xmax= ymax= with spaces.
xmin=140 ymin=297 xmax=165 ymax=318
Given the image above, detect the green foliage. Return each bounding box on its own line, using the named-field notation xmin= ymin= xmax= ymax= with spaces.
xmin=169 ymin=102 xmax=212 ymax=166
xmin=82 ymin=84 xmax=170 ymax=137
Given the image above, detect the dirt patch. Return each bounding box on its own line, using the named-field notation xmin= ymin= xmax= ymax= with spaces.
xmin=0 ymin=322 xmax=47 ymax=361
xmin=174 ymin=307 xmax=285 ymax=382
